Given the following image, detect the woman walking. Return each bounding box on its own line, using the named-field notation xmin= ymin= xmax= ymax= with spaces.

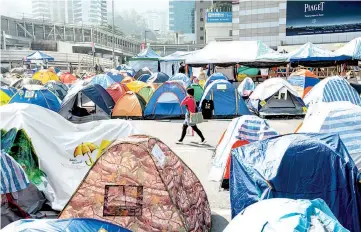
xmin=176 ymin=88 xmax=206 ymax=144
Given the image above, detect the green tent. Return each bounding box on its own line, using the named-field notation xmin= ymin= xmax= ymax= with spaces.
xmin=189 ymin=84 xmax=204 ymax=102
xmin=138 ymin=86 xmax=155 ymax=103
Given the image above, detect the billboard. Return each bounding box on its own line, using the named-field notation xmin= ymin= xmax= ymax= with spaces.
xmin=207 ymin=12 xmax=232 ymax=23
xmin=286 ymin=1 xmax=361 ymax=36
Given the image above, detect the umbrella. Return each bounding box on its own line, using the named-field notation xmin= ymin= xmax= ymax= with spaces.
xmin=74 ymin=142 xmax=98 ymax=166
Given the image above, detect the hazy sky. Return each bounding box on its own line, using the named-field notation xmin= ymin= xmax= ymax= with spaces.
xmin=0 ymin=0 xmax=169 ymax=18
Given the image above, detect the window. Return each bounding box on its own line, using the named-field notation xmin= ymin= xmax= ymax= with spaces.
xmin=200 ymin=36 xmax=204 ymax=40
xmin=103 ymin=185 xmax=143 ymax=216
xmin=200 ymin=17 xmax=204 ymax=21
xmin=200 ymin=27 xmax=204 ymax=31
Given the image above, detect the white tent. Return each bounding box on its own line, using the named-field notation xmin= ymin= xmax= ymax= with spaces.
xmin=0 ymin=103 xmax=138 ymax=210
xmin=185 ymin=40 xmax=287 ymax=65
xmin=336 ymin=37 xmax=361 ymax=60
xmin=160 ymin=51 xmax=193 ymax=77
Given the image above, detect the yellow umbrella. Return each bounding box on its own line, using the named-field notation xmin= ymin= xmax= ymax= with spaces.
xmin=33 ymin=70 xmax=60 ymax=84
xmin=74 ymin=142 xmax=98 ymax=166
xmin=126 ymin=81 xmax=146 ymax=93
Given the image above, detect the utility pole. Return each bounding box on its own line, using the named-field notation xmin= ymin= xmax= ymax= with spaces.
xmin=112 ymin=0 xmax=115 ymax=68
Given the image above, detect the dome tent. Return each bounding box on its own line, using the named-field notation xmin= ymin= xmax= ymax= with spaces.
xmin=11 ymin=78 xmax=42 ymax=89
xmin=230 ymin=133 xmax=361 ymax=232
xmin=32 ymin=70 xmax=59 ymax=84
xmin=9 ymin=85 xmax=61 ymax=112
xmin=106 ymin=83 xmax=129 ymax=102
xmin=44 ymin=81 xmax=68 ymax=100
xmin=237 ymin=77 xmax=255 ymax=97
xmin=106 ymin=71 xmax=124 ymax=83
xmin=137 ymin=84 xmax=157 ymax=103
xmin=189 ymin=83 xmax=203 ymax=102
xmin=138 ymin=73 xmax=151 ymax=82
xmin=59 ymin=135 xmax=211 ymax=232
xmin=288 ymin=69 xmax=320 ymax=98
xmin=134 ymin=67 xmax=152 ymax=79
xmin=89 ymin=74 xmax=116 ymax=89
xmin=169 ymin=73 xmax=191 ymax=88
xmin=0 ymin=86 xmax=17 ymax=106
xmin=203 ymin=72 xmax=228 ymax=90
xmin=112 ymin=91 xmax=146 ymax=119
xmin=147 ymin=72 xmax=170 ymax=84
xmin=59 ymin=73 xmax=77 ymax=85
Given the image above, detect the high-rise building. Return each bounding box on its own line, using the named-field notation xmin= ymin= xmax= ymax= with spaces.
xmin=144 ymin=11 xmax=168 ymax=33
xmin=32 ymin=0 xmax=107 ymax=25
xmin=169 ymin=0 xmax=196 ymax=42
xmin=195 ymin=0 xmax=212 ymax=44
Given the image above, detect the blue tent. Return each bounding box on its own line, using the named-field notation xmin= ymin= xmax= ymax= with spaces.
xmin=44 ymin=81 xmax=68 ymax=100
xmin=169 ymin=73 xmax=191 ymax=88
xmin=9 ymin=86 xmax=61 ymax=112
xmin=147 ymin=72 xmax=170 ymax=84
xmin=2 ymin=218 xmax=130 ymax=232
xmin=1 ymin=86 xmax=17 ymax=97
xmin=89 ymin=74 xmax=116 ymax=89
xmin=106 ymin=72 xmax=124 ymax=82
xmin=138 ymin=74 xmax=151 ymax=82
xmin=230 ymin=133 xmax=361 ymax=232
xmin=204 ymin=73 xmax=228 ymax=89
xmin=144 ymin=82 xmax=186 ymax=119
xmin=225 ymin=198 xmax=348 ymax=232
xmin=24 ymin=51 xmax=55 ymax=62
xmin=200 ymin=80 xmax=250 ymax=118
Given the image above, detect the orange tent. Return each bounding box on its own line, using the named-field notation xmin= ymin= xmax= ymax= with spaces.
xmin=112 ymin=91 xmax=146 ymax=118
xmin=60 ymin=73 xmax=77 ymax=84
xmin=106 ymin=83 xmax=129 ymax=102
xmin=121 ymin=76 xmax=135 ymax=83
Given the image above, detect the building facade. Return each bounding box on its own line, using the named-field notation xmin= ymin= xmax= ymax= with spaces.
xmin=195 ymin=0 xmax=212 ymax=44
xmin=32 ymin=0 xmax=107 ymax=25
xmin=144 ymin=11 xmax=168 ymax=33
xmin=169 ymin=0 xmax=196 ymax=42
xmin=232 ymin=0 xmax=361 ymax=48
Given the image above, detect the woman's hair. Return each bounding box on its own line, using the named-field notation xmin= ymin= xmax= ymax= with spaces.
xmin=186 ymin=88 xmax=194 ymax=96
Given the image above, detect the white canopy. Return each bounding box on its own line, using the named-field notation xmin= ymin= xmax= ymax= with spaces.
xmin=335 ymin=37 xmax=361 ymax=60
xmin=185 ymin=40 xmax=286 ymax=65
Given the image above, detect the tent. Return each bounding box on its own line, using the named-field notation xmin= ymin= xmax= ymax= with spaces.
xmin=169 ymin=73 xmax=191 ymax=88
xmin=48 ymin=67 xmax=60 ymax=74
xmin=32 ymin=70 xmax=60 ymax=84
xmin=106 ymin=72 xmax=124 ymax=82
xmin=11 ymin=78 xmax=42 ymax=89
xmin=106 ymin=83 xmax=129 ymax=102
xmin=189 ymin=83 xmax=203 ymax=102
xmin=89 ymin=74 xmax=115 ymax=89
xmin=9 ymin=85 xmax=61 ymax=112
xmin=59 ymin=84 xmax=115 ymax=123
xmin=112 ymin=91 xmax=146 ymax=119
xmin=224 ymin=198 xmax=348 ymax=232
xmin=0 ymin=151 xmax=46 ymax=229
xmin=336 ymin=37 xmax=361 ymax=60
xmin=160 ymin=51 xmax=193 ymax=77
xmin=134 ymin=67 xmax=152 ymax=79
xmin=248 ymin=78 xmax=306 ymax=117
xmin=297 ymin=102 xmax=361 ymax=171
xmin=126 ymin=81 xmax=146 ymax=92
xmin=0 ymin=103 xmax=138 ymax=210
xmin=288 ymin=69 xmax=320 ymax=98
xmin=237 ymin=77 xmax=255 ymax=97
xmin=186 ymin=41 xmax=287 ymax=66
xmin=121 ymin=76 xmax=135 ymax=83
xmin=59 ymin=73 xmax=77 ymax=85
xmin=204 ymin=72 xmax=228 ymax=90
xmin=200 ymin=80 xmax=250 ymax=118
xmin=304 ymin=76 xmax=361 ymax=109
xmin=209 ymin=115 xmax=278 ymax=187
xmin=230 ymin=133 xmax=361 ymax=231
xmin=24 ymin=51 xmax=54 ymax=62
xmin=44 ymin=81 xmax=68 ymax=100
xmin=0 ymin=86 xmax=17 ymax=106
xmin=144 ymin=82 xmax=187 ymax=119
xmin=2 ymin=218 xmax=131 ymax=232
xmin=138 ymin=73 xmax=151 ymax=82
xmin=137 ymin=84 xmax=156 ymax=103
xmin=147 ymin=72 xmax=170 ymax=84
xmin=129 ymin=48 xmax=161 ymax=72
xmin=59 ymin=135 xmax=211 ymax=231
xmin=287 ymin=42 xmax=351 ymax=66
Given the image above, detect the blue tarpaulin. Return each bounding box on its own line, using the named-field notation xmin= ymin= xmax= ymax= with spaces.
xmin=230 ymin=133 xmax=361 ymax=232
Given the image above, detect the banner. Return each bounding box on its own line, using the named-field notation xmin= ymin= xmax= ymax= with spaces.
xmin=286 ymin=1 xmax=361 ymax=36
xmin=207 ymin=12 xmax=232 ymax=23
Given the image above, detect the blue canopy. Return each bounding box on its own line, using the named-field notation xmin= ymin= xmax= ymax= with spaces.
xmin=89 ymin=74 xmax=116 ymax=89
xmin=200 ymin=80 xmax=251 ymax=118
xmin=2 ymin=218 xmax=130 ymax=232
xmin=288 ymin=42 xmax=351 ymax=62
xmin=204 ymin=73 xmax=228 ymax=89
xmin=106 ymin=72 xmax=124 ymax=82
xmin=230 ymin=133 xmax=361 ymax=232
xmin=9 ymin=86 xmax=61 ymax=112
xmin=130 ymin=48 xmax=161 ymax=60
xmin=144 ymin=82 xmax=186 ymax=119
xmin=24 ymin=51 xmax=54 ymax=61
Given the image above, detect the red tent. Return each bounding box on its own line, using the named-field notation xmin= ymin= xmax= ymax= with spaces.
xmin=106 ymin=83 xmax=130 ymax=102
xmin=60 ymin=73 xmax=77 ymax=84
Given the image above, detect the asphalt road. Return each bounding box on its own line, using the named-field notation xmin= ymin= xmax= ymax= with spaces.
xmin=132 ymin=118 xmax=302 ymax=231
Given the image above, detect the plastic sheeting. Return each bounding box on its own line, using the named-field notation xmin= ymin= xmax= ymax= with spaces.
xmin=2 ymin=218 xmax=131 ymax=232
xmin=230 ymin=133 xmax=361 ymax=232
xmin=0 ymin=103 xmax=138 ymax=210
xmin=237 ymin=77 xmax=255 ymax=97
xmin=209 ymin=115 xmax=278 ymax=182
xmin=225 ymin=198 xmax=349 ymax=232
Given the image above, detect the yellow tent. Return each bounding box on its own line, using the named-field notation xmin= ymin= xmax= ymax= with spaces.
xmin=0 ymin=90 xmax=12 ymax=106
xmin=126 ymin=81 xmax=147 ymax=93
xmin=33 ymin=70 xmax=59 ymax=84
